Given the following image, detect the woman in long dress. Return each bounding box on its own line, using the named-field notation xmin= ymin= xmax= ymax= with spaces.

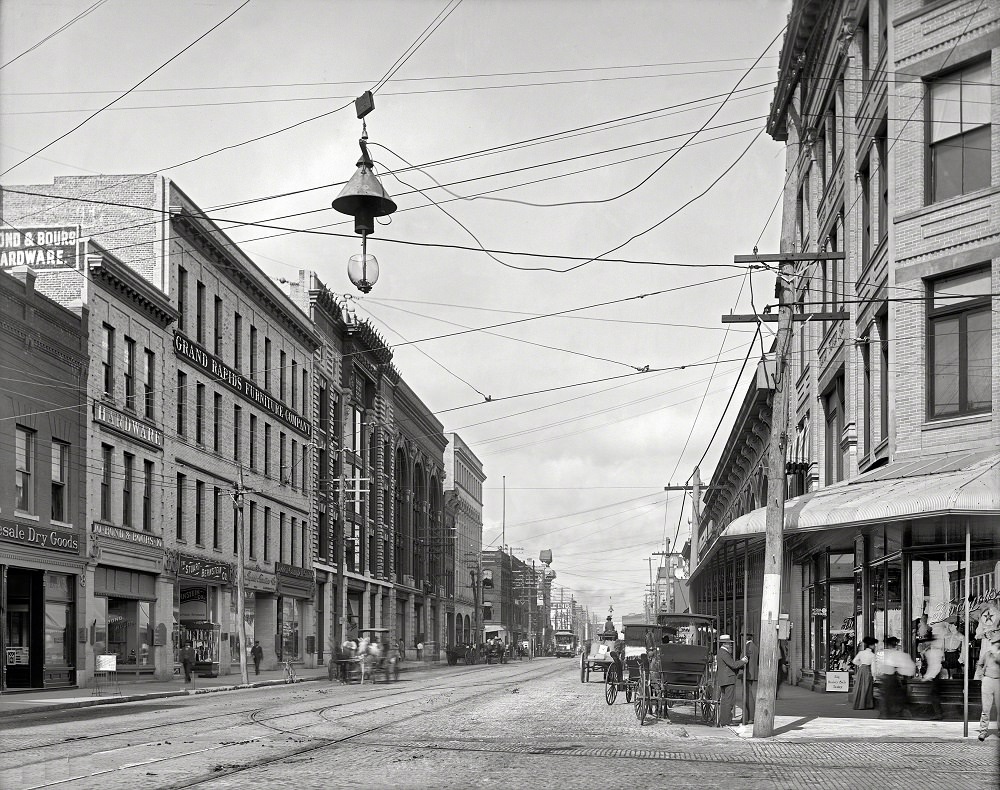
xmin=851 ymin=636 xmax=878 ymax=710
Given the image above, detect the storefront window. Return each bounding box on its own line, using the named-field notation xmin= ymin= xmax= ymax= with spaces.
xmin=871 ymin=557 xmax=903 ymax=646
xmin=280 ymin=597 xmax=301 ymax=660
xmin=828 ymin=582 xmax=854 ymax=671
xmin=103 ymin=599 xmax=154 ymax=666
xmin=175 ymin=583 xmax=221 ymax=667
xmin=44 ymin=573 xmax=74 ymax=669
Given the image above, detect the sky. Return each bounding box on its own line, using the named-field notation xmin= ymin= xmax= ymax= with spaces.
xmin=0 ymin=0 xmax=792 ymax=620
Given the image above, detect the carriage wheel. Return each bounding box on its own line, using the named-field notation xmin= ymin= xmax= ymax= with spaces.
xmin=605 ymin=668 xmax=618 ymax=705
xmin=634 ymin=670 xmax=648 ymax=725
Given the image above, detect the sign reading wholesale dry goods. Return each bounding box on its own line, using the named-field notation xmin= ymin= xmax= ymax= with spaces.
xmin=0 ymin=520 xmax=80 ymax=553
xmin=173 ymin=332 xmax=311 ymax=439
xmin=0 ymin=226 xmax=81 ymax=269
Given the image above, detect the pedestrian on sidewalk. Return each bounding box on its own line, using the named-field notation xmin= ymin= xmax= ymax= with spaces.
xmin=181 ymin=642 xmax=196 ymax=683
xmin=975 ymin=634 xmax=1000 ymax=741
xmin=742 ymin=634 xmax=759 ymax=724
xmin=716 ymin=634 xmax=747 ymax=727
xmin=251 ymin=641 xmax=263 ymax=676
xmin=920 ymin=632 xmax=945 ymax=720
xmin=877 ymin=636 xmax=915 ymax=719
xmin=850 ymin=636 xmax=878 ymax=710
xmin=776 ymin=640 xmax=788 ymax=698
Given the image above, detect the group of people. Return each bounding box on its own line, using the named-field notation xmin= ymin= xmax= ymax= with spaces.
xmin=850 ymin=629 xmax=1000 ymax=740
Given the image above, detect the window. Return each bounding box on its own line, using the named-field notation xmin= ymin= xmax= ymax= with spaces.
xmin=264 ymin=506 xmax=271 ymax=562
xmin=143 ymin=460 xmax=153 ymax=531
xmin=318 ymin=378 xmax=329 ymax=434
xmin=100 ymin=444 xmax=112 ymax=521
xmin=51 ymin=441 xmax=68 ymax=522
xmin=862 ymin=334 xmax=873 ymax=457
xmin=196 ymin=281 xmax=206 ymax=344
xmin=929 ymin=61 xmax=991 ymax=203
xmin=195 ymin=480 xmax=205 ymax=545
xmin=144 ymin=349 xmax=155 ymax=419
xmin=123 ymin=453 xmax=134 ymax=528
xmin=265 ymin=337 xmax=272 ymax=391
xmin=291 ymin=517 xmax=298 ymax=566
xmin=250 ymin=326 xmax=258 ymax=381
xmin=878 ymin=313 xmax=889 ymax=440
xmin=302 ymin=444 xmax=309 ymax=495
xmin=249 ymin=414 xmax=258 ymax=470
xmin=213 ymin=486 xmax=221 ymax=549
xmin=927 ymin=267 xmax=992 ymax=418
xmin=234 ymin=312 xmax=243 ymax=369
xmin=291 ymin=359 xmax=298 ymax=408
xmin=249 ymin=502 xmax=257 ymax=558
xmin=824 ymin=375 xmax=846 ymax=484
xmin=876 ymin=131 xmax=888 ymax=241
xmin=124 ymin=337 xmax=136 ymax=411
xmin=176 ymin=371 xmax=187 ymax=435
xmin=233 ymin=405 xmax=242 ymax=463
xmin=301 ymin=368 xmax=308 ymax=415
xmin=859 ymin=158 xmax=871 ymax=268
xmin=102 ymin=324 xmax=115 ymax=397
xmin=280 ymin=351 xmax=287 ymax=399
xmin=195 ymin=383 xmax=205 ymax=445
xmin=280 ymin=512 xmax=287 ymax=563
xmin=291 ymin=439 xmax=298 ymax=489
xmin=213 ymin=392 xmax=222 ymax=452
xmin=176 ymin=473 xmax=186 ymax=539
xmin=214 ymin=296 xmax=223 ymax=355
xmin=280 ymin=432 xmax=287 ymax=483
xmin=878 ymin=0 xmax=887 ymax=58
xmin=264 ymin=422 xmax=272 ymax=476
xmin=177 ymin=267 xmax=187 ymax=332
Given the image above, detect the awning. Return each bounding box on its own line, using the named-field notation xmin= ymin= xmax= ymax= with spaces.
xmin=721 ymin=450 xmax=1000 ymax=539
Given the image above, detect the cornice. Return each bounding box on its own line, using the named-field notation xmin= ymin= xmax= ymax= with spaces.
xmin=88 ymin=245 xmax=178 ymax=328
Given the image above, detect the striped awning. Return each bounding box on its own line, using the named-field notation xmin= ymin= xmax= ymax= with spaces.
xmin=720 ymin=450 xmax=1000 ymax=539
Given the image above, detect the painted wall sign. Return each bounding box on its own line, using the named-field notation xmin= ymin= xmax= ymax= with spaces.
xmin=244 ymin=566 xmax=277 ymax=592
xmin=178 ymin=554 xmax=232 ymax=583
xmin=275 ymin=562 xmax=313 ymax=581
xmin=0 ymin=520 xmax=80 ymax=553
xmin=93 ymin=401 xmax=163 ymax=449
xmin=0 ymin=226 xmax=81 ymax=269
xmin=173 ymin=332 xmax=311 ymax=438
xmin=92 ymin=522 xmax=164 ymax=549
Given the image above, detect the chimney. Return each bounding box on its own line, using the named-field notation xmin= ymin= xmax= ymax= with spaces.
xmin=10 ymin=265 xmax=36 ymax=292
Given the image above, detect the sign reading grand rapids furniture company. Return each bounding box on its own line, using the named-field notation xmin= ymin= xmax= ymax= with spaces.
xmin=0 ymin=226 xmax=81 ymax=269
xmin=173 ymin=332 xmax=311 ymax=438
xmin=0 ymin=519 xmax=80 ymax=553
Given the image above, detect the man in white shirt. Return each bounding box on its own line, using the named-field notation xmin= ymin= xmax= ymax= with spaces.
xmin=975 ymin=636 xmax=1000 ymax=741
xmin=878 ymin=636 xmax=915 ymax=719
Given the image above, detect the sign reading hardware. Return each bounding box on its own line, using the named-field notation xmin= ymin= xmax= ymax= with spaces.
xmin=0 ymin=225 xmax=81 ymax=269
xmin=173 ymin=332 xmax=311 ymax=438
xmin=93 ymin=401 xmax=163 ymax=448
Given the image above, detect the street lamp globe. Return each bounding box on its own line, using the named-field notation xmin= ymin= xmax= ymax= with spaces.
xmin=347 ymin=253 xmax=379 ymax=294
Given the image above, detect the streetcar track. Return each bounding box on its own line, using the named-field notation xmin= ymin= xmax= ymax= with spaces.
xmin=8 ymin=663 xmax=559 ymax=789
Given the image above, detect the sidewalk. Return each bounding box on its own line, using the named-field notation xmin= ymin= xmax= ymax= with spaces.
xmin=728 ymin=680 xmax=988 ymax=742
xmin=0 ymin=658 xmax=445 ymax=719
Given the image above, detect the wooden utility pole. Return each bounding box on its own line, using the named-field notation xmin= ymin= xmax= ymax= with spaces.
xmin=231 ymin=469 xmax=250 ymax=686
xmin=727 ymin=251 xmax=844 ymax=738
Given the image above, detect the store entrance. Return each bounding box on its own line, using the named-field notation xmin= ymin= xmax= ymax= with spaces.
xmin=4 ymin=568 xmax=42 ymax=689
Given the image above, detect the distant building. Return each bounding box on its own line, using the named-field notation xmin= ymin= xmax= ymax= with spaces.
xmin=444 ymin=433 xmax=485 ymax=645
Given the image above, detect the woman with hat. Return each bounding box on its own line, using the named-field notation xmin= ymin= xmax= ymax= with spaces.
xmin=850 ymin=636 xmax=878 ymax=710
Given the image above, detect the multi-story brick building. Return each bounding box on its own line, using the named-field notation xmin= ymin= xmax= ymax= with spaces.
xmin=3 ymin=175 xmax=320 ymax=680
xmin=444 ymin=433 xmax=485 ymax=646
xmin=689 ymin=0 xmax=998 ymax=708
xmin=0 ymin=266 xmax=88 ymax=690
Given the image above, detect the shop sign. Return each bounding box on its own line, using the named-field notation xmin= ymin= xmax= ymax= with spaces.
xmin=244 ymin=566 xmax=276 ymax=592
xmin=825 ymin=670 xmax=849 ymax=692
xmin=95 ymin=654 xmax=117 ymax=672
xmin=178 ymin=553 xmax=232 ymax=583
xmin=5 ymin=647 xmax=28 ymax=665
xmin=173 ymin=332 xmax=311 ymax=439
xmin=0 ymin=225 xmax=81 ymax=269
xmin=811 ymin=607 xmax=828 ymax=617
xmin=275 ymin=562 xmax=313 ymax=581
xmin=92 ymin=522 xmax=164 ymax=549
xmin=93 ymin=401 xmax=163 ymax=449
xmin=0 ymin=519 xmax=80 ymax=553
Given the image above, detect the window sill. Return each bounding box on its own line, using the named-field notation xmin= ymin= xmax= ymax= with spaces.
xmin=15 ymin=510 xmax=40 ymax=522
xmin=922 ymin=412 xmax=992 ymax=432
xmin=896 ymin=184 xmax=1000 ymax=224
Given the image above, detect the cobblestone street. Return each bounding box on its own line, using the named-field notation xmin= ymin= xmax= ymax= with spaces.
xmin=2 ymin=659 xmax=997 ymax=789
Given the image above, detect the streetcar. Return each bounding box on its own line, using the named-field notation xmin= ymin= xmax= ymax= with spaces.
xmin=553 ymin=630 xmax=577 ymax=658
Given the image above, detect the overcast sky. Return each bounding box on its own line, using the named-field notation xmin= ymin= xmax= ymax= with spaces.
xmin=0 ymin=0 xmax=791 ymax=620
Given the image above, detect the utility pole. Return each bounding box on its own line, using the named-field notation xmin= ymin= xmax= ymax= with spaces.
xmin=727 ymin=250 xmax=846 ymax=738
xmin=230 ymin=469 xmax=250 ymax=686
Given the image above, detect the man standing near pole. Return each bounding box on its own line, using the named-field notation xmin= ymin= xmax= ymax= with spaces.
xmin=743 ymin=633 xmax=759 ymax=724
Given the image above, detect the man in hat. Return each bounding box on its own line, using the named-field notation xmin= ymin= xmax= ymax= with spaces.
xmin=716 ymin=634 xmax=748 ymax=727
xmin=602 ymin=615 xmax=618 ymax=638
xmin=742 ymin=633 xmax=759 ymax=724
xmin=878 ymin=636 xmax=916 ymax=719
xmin=975 ymin=633 xmax=1000 ymax=741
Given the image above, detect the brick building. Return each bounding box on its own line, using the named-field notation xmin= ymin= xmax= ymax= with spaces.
xmin=0 ymin=266 xmax=88 ymax=690
xmin=444 ymin=432 xmax=485 ymax=646
xmin=689 ymin=0 xmax=999 ymax=706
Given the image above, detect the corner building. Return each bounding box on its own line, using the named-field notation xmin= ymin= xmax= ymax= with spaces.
xmin=688 ymin=0 xmax=999 ymax=713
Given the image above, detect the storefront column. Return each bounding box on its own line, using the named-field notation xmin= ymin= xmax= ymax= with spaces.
xmin=153 ymin=574 xmax=173 ymax=680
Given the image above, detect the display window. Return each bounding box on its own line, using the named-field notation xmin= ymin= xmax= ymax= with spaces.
xmin=93 ymin=597 xmax=154 ymax=669
xmin=174 ymin=583 xmax=221 ymax=667
xmin=279 ymin=596 xmax=301 ymax=660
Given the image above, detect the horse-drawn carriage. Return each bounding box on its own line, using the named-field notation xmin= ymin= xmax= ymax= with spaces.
xmin=580 ymin=632 xmax=618 ymax=683
xmin=484 ymin=639 xmax=509 ymax=664
xmin=603 ymin=614 xmax=720 ymax=726
xmin=329 ymin=627 xmax=399 ymax=684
